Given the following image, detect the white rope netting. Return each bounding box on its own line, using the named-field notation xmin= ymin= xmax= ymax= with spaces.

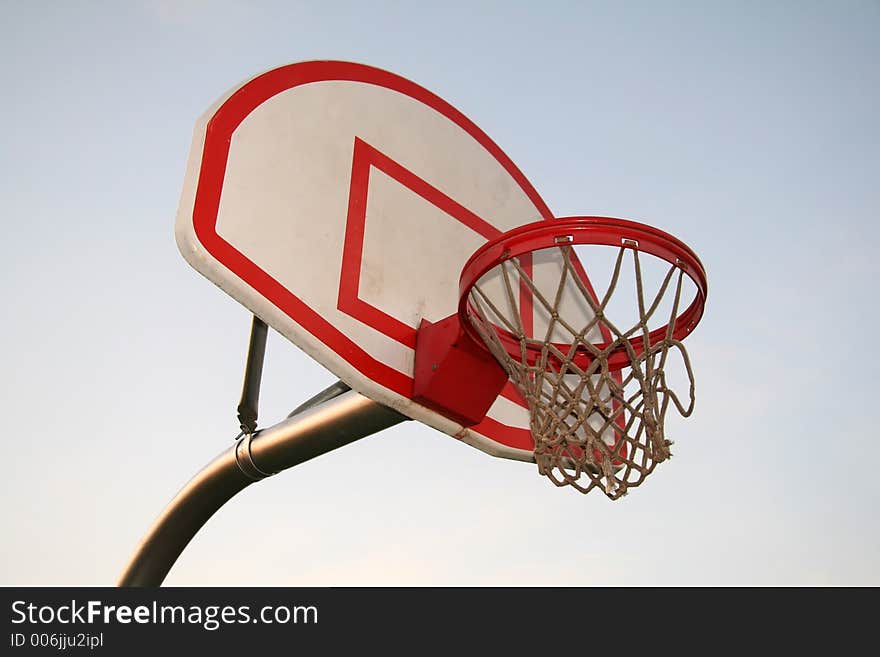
xmin=465 ymin=243 xmax=696 ymax=499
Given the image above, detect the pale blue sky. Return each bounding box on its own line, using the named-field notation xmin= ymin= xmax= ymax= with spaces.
xmin=1 ymin=1 xmax=878 ymax=585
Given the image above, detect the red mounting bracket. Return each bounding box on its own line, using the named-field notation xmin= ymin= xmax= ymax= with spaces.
xmin=412 ymin=314 xmax=509 ymax=427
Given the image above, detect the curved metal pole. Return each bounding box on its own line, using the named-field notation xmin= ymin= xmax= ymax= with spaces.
xmin=117 ymin=389 xmax=407 ymax=586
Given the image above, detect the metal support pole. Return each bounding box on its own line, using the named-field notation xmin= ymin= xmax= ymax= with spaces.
xmin=117 ymin=388 xmax=407 ymax=586
xmin=236 ymin=315 xmax=269 ymax=434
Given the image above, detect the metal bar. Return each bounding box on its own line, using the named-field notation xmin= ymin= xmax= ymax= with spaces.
xmin=236 ymin=315 xmax=268 ymax=434
xmin=287 ymin=380 xmax=351 ymax=418
xmin=117 ymin=388 xmax=407 ymax=587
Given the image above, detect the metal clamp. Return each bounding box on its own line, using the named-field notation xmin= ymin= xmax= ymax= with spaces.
xmin=234 ymin=432 xmax=275 ymax=481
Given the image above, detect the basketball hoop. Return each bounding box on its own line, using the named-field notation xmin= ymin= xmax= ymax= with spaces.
xmin=463 ymin=216 xmax=707 ymax=498
xmin=144 ymin=62 xmax=715 ymax=587
xmin=414 ymin=216 xmax=708 ymax=499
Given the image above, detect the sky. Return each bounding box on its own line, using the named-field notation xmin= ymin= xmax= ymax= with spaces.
xmin=1 ymin=1 xmax=878 ymax=586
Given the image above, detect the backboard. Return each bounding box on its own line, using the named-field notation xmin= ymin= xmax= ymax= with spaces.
xmin=176 ymin=60 xmax=601 ymax=462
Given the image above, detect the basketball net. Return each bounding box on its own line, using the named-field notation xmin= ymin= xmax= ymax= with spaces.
xmin=465 ymin=243 xmax=696 ymax=499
